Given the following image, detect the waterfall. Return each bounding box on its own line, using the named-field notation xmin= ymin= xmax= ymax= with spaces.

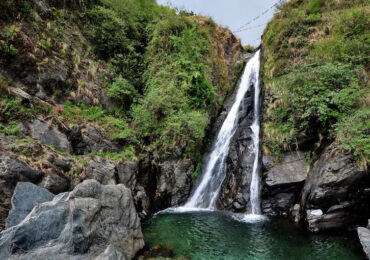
xmin=183 ymin=50 xmax=262 ymax=212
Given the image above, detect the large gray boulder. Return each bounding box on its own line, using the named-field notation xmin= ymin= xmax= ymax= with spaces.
xmin=20 ymin=119 xmax=72 ymax=153
xmin=0 ymin=179 xmax=144 ymax=259
xmin=300 ymin=142 xmax=370 ymax=232
xmin=6 ymin=182 xmax=54 ymax=228
xmin=262 ymin=152 xmax=307 ymax=216
xmin=358 ymin=227 xmax=370 ymax=259
xmin=0 ymin=152 xmax=44 ymax=230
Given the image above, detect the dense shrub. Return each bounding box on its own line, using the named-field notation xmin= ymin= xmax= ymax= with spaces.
xmin=107 ymin=76 xmax=138 ymax=109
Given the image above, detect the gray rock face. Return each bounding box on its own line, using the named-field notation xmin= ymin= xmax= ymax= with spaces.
xmin=358 ymin=227 xmax=370 ymax=259
xmin=82 ymin=126 xmax=119 ymax=153
xmin=156 ymin=159 xmax=194 ymax=208
xmin=20 ymin=119 xmax=72 ymax=153
xmin=6 ymin=182 xmax=54 ymax=228
xmin=0 ymin=179 xmax=144 ymax=260
xmin=117 ymin=161 xmax=138 ymax=187
xmin=262 ymin=152 xmax=307 ymax=216
xmin=86 ymin=156 xmax=117 ymax=185
xmin=264 ymin=152 xmax=306 ymax=186
xmin=300 ymin=142 xmax=370 ymax=232
xmin=0 ymin=152 xmax=44 ymax=230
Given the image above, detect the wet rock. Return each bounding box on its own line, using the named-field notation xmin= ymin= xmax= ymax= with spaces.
xmin=300 ymin=142 xmax=370 ymax=232
xmin=6 ymin=182 xmax=54 ymax=228
xmin=218 ymin=85 xmax=255 ymax=212
xmin=357 ymin=227 xmax=370 ymax=259
xmin=86 ymin=156 xmax=117 ymax=185
xmin=68 ymin=127 xmax=88 ymax=155
xmin=19 ymin=119 xmax=72 ymax=153
xmin=0 ymin=152 xmax=44 ymax=229
xmin=262 ymin=152 xmax=307 ymax=216
xmin=0 ymin=179 xmax=144 ymax=259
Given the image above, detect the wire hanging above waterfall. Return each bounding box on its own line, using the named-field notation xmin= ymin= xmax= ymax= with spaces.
xmin=232 ymin=0 xmax=286 ymax=33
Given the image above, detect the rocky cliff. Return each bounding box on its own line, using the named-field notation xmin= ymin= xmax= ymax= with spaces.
xmin=259 ymin=0 xmax=370 ymax=235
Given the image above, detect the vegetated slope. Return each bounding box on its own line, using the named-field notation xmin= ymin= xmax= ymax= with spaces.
xmin=261 ymin=0 xmax=369 ymax=164
xmin=0 ymin=0 xmax=244 ymax=228
xmin=0 ymin=0 xmax=243 ymax=161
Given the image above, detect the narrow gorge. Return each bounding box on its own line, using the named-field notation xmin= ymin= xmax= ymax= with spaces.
xmin=0 ymin=0 xmax=369 ymax=259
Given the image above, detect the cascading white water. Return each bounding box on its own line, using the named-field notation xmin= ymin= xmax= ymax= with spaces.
xmin=249 ymin=57 xmax=262 ymax=215
xmin=183 ymin=50 xmax=262 ymax=211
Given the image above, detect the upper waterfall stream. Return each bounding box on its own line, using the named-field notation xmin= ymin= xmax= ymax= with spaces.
xmin=183 ymin=50 xmax=262 ymax=212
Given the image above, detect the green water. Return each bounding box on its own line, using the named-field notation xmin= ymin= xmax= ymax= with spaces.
xmin=143 ymin=212 xmax=364 ymax=260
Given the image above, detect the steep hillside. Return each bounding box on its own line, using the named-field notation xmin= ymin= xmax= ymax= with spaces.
xmin=261 ymin=0 xmax=369 ymax=163
xmin=0 ymin=0 xmax=244 ymax=229
xmin=260 ymin=0 xmax=370 ymax=232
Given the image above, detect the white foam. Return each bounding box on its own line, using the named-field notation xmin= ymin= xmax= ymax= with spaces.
xmin=232 ymin=214 xmax=268 ymax=223
xmin=155 ymin=206 xmax=213 ymax=215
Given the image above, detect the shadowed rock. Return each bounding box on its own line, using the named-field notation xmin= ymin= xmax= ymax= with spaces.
xmin=262 ymin=152 xmax=307 ymax=216
xmin=300 ymin=142 xmax=370 ymax=232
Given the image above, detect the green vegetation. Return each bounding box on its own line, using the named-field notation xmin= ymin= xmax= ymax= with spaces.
xmin=243 ymin=45 xmax=255 ymax=53
xmin=60 ymin=101 xmax=133 ymax=141
xmin=0 ymin=25 xmax=20 ymax=57
xmin=0 ymin=0 xmax=242 ymax=169
xmin=262 ymin=0 xmax=369 ymax=163
xmin=0 ymin=121 xmax=22 ymax=137
xmin=81 ymin=0 xmax=241 ymax=158
xmin=107 ymin=76 xmax=138 ymax=110
xmin=0 ymin=96 xmax=49 ymax=122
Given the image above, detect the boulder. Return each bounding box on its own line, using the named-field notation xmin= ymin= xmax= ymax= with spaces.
xmin=0 ymin=152 xmax=44 ymax=230
xmin=0 ymin=179 xmax=144 ymax=259
xmin=300 ymin=142 xmax=370 ymax=232
xmin=86 ymin=156 xmax=117 ymax=185
xmin=19 ymin=119 xmax=72 ymax=153
xmin=261 ymin=152 xmax=307 ymax=216
xmin=358 ymin=227 xmax=370 ymax=259
xmin=6 ymin=182 xmax=54 ymax=228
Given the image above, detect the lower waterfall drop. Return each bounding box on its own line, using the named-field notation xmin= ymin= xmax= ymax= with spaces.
xmin=183 ymin=50 xmax=262 ymax=212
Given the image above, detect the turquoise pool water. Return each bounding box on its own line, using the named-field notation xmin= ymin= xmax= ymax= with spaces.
xmin=143 ymin=211 xmax=364 ymax=260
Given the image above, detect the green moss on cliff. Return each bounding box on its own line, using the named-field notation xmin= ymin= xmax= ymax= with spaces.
xmin=261 ymin=0 xmax=369 ymax=163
